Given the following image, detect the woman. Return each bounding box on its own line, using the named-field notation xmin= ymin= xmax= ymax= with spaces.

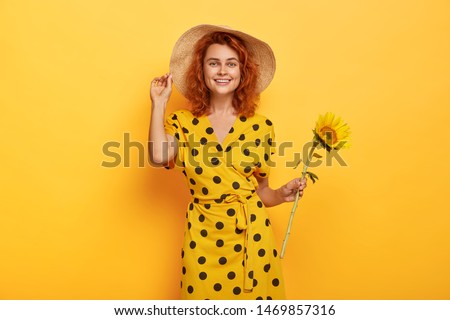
xmin=149 ymin=25 xmax=306 ymax=300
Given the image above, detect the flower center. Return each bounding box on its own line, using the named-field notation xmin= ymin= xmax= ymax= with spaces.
xmin=320 ymin=126 xmax=337 ymax=145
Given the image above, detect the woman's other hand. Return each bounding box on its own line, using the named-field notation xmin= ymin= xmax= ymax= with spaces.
xmin=279 ymin=178 xmax=307 ymax=202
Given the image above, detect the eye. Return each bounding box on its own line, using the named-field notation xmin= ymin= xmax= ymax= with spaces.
xmin=209 ymin=62 xmax=218 ymax=67
xmin=227 ymin=62 xmax=237 ymax=67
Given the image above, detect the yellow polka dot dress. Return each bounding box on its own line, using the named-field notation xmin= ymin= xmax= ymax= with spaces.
xmin=164 ymin=109 xmax=285 ymax=300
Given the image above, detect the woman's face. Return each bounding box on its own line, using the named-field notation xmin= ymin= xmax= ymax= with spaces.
xmin=203 ymin=44 xmax=241 ymax=97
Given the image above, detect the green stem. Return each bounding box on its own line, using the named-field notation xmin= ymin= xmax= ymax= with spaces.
xmin=280 ymin=140 xmax=318 ymax=259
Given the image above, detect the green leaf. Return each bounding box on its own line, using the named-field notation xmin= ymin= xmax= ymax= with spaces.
xmin=306 ymin=171 xmax=319 ymax=183
xmin=293 ymin=158 xmax=302 ymax=169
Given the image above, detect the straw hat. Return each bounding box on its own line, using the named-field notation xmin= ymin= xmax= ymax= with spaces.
xmin=169 ymin=24 xmax=276 ymax=96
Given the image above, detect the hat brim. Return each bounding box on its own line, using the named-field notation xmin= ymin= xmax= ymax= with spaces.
xmin=169 ymin=24 xmax=276 ymax=97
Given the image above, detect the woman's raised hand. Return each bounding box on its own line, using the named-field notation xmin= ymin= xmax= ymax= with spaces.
xmin=150 ymin=73 xmax=173 ymax=106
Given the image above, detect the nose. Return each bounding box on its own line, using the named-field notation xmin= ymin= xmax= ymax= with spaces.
xmin=218 ymin=65 xmax=228 ymax=75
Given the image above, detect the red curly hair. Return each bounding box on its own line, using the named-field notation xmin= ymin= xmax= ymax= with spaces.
xmin=185 ymin=32 xmax=260 ymax=118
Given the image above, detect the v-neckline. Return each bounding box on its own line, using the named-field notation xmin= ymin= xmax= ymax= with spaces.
xmin=204 ymin=114 xmax=238 ymax=147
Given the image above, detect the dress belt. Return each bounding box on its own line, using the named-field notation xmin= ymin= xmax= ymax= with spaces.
xmin=193 ymin=192 xmax=256 ymax=292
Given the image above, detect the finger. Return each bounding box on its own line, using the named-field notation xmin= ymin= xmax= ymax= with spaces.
xmin=285 ymin=178 xmax=300 ymax=190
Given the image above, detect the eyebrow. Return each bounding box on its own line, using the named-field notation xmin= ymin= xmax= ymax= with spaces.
xmin=206 ymin=57 xmax=239 ymax=62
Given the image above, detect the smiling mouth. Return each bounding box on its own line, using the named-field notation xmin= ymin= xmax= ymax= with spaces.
xmin=214 ymin=79 xmax=231 ymax=84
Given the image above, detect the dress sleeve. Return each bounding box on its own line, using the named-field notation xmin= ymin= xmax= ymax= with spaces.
xmin=163 ymin=111 xmax=185 ymax=169
xmin=255 ymin=118 xmax=276 ymax=178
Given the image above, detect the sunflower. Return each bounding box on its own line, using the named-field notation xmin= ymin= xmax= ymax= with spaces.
xmin=314 ymin=112 xmax=351 ymax=151
xmin=281 ymin=112 xmax=351 ymax=258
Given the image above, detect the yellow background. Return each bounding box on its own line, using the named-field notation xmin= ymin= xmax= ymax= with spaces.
xmin=1 ymin=0 xmax=449 ymax=299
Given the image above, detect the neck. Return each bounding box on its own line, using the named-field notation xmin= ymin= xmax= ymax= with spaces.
xmin=209 ymin=94 xmax=235 ymax=115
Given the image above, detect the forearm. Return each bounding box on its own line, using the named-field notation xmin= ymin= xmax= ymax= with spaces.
xmin=256 ymin=184 xmax=284 ymax=208
xmin=148 ymin=102 xmax=173 ymax=166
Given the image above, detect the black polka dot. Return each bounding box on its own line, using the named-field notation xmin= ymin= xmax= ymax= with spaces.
xmin=229 ymin=127 xmax=234 ymax=133
xmin=257 ymin=201 xmax=263 ymax=208
xmin=234 ymin=244 xmax=242 ymax=252
xmin=206 ymin=127 xmax=214 ymax=134
xmin=199 ymin=272 xmax=207 ymax=280
xmin=200 ymin=137 xmax=207 ymax=145
xmin=182 ymin=266 xmax=186 ymax=274
xmin=200 ymin=229 xmax=208 ymax=237
xmin=268 ymin=138 xmax=273 ymax=146
xmin=190 ymin=189 xmax=194 ymax=195
xmin=255 ymin=162 xmax=262 ymax=168
xmin=264 ymin=263 xmax=271 ymax=272
xmin=273 ymin=249 xmax=278 ymax=257
xmin=239 ymin=134 xmax=245 ymax=141
xmin=188 ymin=222 xmax=191 ymax=229
xmin=193 ymin=198 xmax=199 ymax=203
xmin=214 ymin=283 xmax=222 ymax=291
xmin=250 ymin=214 xmax=256 ymax=222
xmin=256 ymin=296 xmax=263 ymax=300
xmin=192 ymin=118 xmax=199 ymax=125
xmin=272 ymin=278 xmax=280 ymax=287
xmin=187 ymin=286 xmax=194 ymax=294
xmin=244 ymin=166 xmax=252 ymax=173
xmin=243 ymin=149 xmax=250 ymax=156
xmin=174 ymin=133 xmax=180 ymax=140
xmin=210 ymin=157 xmax=219 ymax=166
xmin=216 ymin=239 xmax=224 ymax=247
xmin=213 ymin=176 xmax=221 ymax=184
xmin=253 ymin=233 xmax=261 ymax=242
xmin=191 ymin=149 xmax=199 ymax=156
xmin=227 ymin=271 xmax=236 ymax=280
xmin=195 ymin=166 xmax=203 ymax=174
xmin=218 ymin=257 xmax=227 ymax=265
xmin=214 ymin=198 xmax=223 ymax=204
xmin=252 ymin=124 xmax=259 ymax=131
xmin=199 ymin=214 xmax=205 ymax=222
xmin=190 ymin=241 xmax=196 ymax=249
xmin=255 ymin=138 xmax=261 ymax=146
xmin=216 ymin=144 xmax=223 ymax=152
xmin=182 ymin=127 xmax=189 ymax=134
xmin=220 ymin=193 xmax=228 ymax=200
xmin=266 ymin=119 xmax=273 ymax=126
xmin=232 ymin=182 xmax=240 ymax=189
xmin=216 ymin=222 xmax=224 ymax=230
xmin=225 ymin=146 xmax=232 ymax=152
xmin=172 ymin=123 xmax=178 ymax=129
xmin=258 ymin=249 xmax=266 ymax=257
xmin=233 ymin=287 xmax=241 ymax=295
xmin=264 ymin=153 xmax=269 ymax=161
xmin=253 ymin=279 xmax=258 ymax=287
xmin=189 ymin=178 xmax=196 ymax=186
xmin=181 ymin=249 xmax=185 ymax=258
xmin=240 ymin=116 xmax=247 ymax=122
xmin=171 ymin=114 xmax=178 ymax=120
xmin=205 ymin=203 xmax=211 ymax=209
xmin=259 ymin=172 xmax=267 ymax=177
xmin=235 ymin=228 xmax=243 ymax=234
xmin=227 ymin=208 xmax=236 ymax=217
xmin=267 ymin=296 xmax=273 ymax=300
xmin=189 ymin=202 xmax=194 ymax=210
xmin=265 ymin=218 xmax=270 ymax=226
xmin=248 ymin=271 xmax=254 ymax=279
xmin=202 ymin=187 xmax=209 ymax=195
xmin=198 ymin=256 xmax=206 ymax=264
